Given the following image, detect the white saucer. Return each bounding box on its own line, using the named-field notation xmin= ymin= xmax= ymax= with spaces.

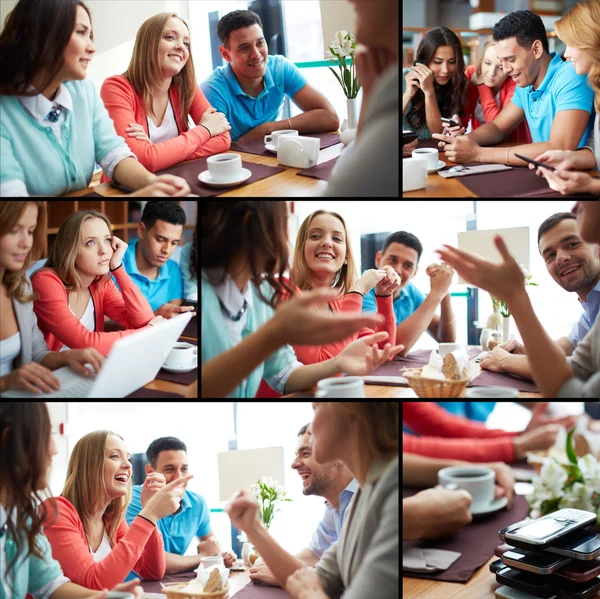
xmin=161 ymin=356 xmax=198 ymax=374
xmin=198 ymin=168 xmax=252 ymax=187
xmin=470 ymin=496 xmax=509 ymax=517
xmin=428 ymin=160 xmax=446 ymax=173
xmin=265 ymin=143 xmax=278 ymax=153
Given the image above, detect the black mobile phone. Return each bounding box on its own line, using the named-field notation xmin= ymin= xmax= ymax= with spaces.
xmin=504 ymin=509 xmax=596 ymax=549
xmin=496 ymin=566 xmax=556 ymax=598
xmin=559 ymin=576 xmax=600 ymax=599
xmin=501 ymin=548 xmax=572 ymax=575
xmin=403 ymin=131 xmax=418 ymax=145
xmin=545 ymin=531 xmax=600 ymax=561
xmin=514 ymin=153 xmax=556 ymax=172
xmin=180 ymin=299 xmax=198 ymax=310
xmin=555 ymin=555 xmax=600 ymax=583
xmin=441 ymin=117 xmax=461 ymax=128
xmin=490 ymin=558 xmax=504 ymax=574
xmin=413 ymin=59 xmax=427 ymax=66
xmin=495 ymin=543 xmax=515 ymax=558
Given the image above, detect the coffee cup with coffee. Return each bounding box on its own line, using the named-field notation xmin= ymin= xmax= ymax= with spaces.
xmin=438 ymin=466 xmax=495 ymax=512
xmin=206 ymin=153 xmax=243 ymax=183
xmin=164 ymin=342 xmax=197 ymax=369
xmin=412 ymin=147 xmax=439 ymax=170
xmin=264 ymin=129 xmax=299 ymax=149
xmin=314 ymin=376 xmax=365 ymax=398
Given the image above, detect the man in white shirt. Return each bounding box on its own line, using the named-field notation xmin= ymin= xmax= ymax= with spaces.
xmin=249 ymin=423 xmax=357 ymax=586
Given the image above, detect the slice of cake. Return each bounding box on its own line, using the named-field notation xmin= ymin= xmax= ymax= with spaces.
xmin=204 ymin=568 xmax=223 ymax=593
xmin=442 ymin=349 xmax=470 ymax=380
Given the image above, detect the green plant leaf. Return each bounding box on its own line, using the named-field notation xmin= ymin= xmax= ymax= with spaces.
xmin=566 ymin=427 xmax=578 ymax=465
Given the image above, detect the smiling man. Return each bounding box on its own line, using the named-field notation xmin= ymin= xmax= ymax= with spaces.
xmin=481 ymin=211 xmax=600 ymax=380
xmin=433 ymin=10 xmax=595 ymax=166
xmin=200 ymin=10 xmax=339 ymax=143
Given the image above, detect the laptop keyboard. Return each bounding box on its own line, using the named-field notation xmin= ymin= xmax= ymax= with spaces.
xmin=44 ymin=378 xmax=94 ymax=398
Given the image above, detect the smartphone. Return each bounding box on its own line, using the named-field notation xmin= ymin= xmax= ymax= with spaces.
xmin=413 ymin=59 xmax=427 ymax=66
xmin=490 ymin=558 xmax=505 ymax=574
xmin=496 ymin=543 xmax=515 ymax=558
xmin=514 ymin=153 xmax=556 ymax=172
xmin=403 ymin=131 xmax=419 ymax=145
xmin=495 ymin=585 xmax=558 ymax=599
xmin=441 ymin=117 xmax=461 ymax=128
xmin=559 ymin=576 xmax=600 ymax=599
xmin=504 ymin=509 xmax=596 ymax=548
xmin=555 ymin=556 xmax=600 ymax=583
xmin=496 ymin=566 xmax=557 ymax=598
xmin=501 ymin=548 xmax=572 ymax=575
xmin=505 ymin=528 xmax=600 ymax=561
xmin=180 ymin=299 xmax=198 ymax=310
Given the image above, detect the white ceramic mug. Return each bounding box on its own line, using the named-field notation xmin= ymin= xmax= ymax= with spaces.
xmin=206 ymin=153 xmax=242 ymax=182
xmin=412 ymin=147 xmax=439 ymax=169
xmin=106 ymin=594 xmax=135 ymax=599
xmin=314 ymin=376 xmax=365 ymax=398
xmin=264 ymin=129 xmax=298 ymax=149
xmin=439 ymin=343 xmax=466 ymax=357
xmin=402 ymin=156 xmax=428 ymax=192
xmin=165 ymin=342 xmax=197 ymax=368
xmin=466 ymin=387 xmax=519 ymax=398
xmin=438 ymin=466 xmax=495 ymax=512
xmin=200 ymin=556 xmax=224 ymax=570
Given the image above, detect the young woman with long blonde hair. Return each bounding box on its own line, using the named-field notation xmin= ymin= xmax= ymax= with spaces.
xmin=530 ymin=0 xmax=600 ymax=195
xmin=100 ymin=12 xmax=231 ymax=176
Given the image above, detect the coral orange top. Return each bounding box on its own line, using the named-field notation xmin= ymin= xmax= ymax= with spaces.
xmin=30 ymin=265 xmax=155 ymax=357
xmin=461 ymin=65 xmax=532 ymax=145
xmin=403 ymin=402 xmax=519 ymax=462
xmin=42 ymin=496 xmax=165 ymax=589
xmin=256 ymin=280 xmax=397 ymax=398
xmin=100 ymin=74 xmax=231 ymax=176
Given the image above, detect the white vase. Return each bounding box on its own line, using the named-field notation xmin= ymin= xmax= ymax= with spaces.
xmin=502 ymin=316 xmax=511 ymax=343
xmin=346 ymin=97 xmax=359 ymax=130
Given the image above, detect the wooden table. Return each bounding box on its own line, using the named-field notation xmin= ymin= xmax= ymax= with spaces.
xmin=66 ymin=142 xmax=343 ymax=198
xmin=140 ymin=569 xmax=251 ymax=596
xmin=402 ymin=141 xmax=598 ymax=198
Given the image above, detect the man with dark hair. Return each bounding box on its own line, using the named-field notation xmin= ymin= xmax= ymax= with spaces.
xmin=361 ymin=231 xmax=456 ymax=354
xmin=126 ymin=436 xmax=236 ymax=574
xmin=117 ymin=201 xmax=195 ymax=319
xmin=481 ymin=212 xmax=600 ymax=379
xmin=432 ymin=10 xmax=595 ymax=167
xmin=200 ymin=10 xmax=338 ymax=143
xmin=249 ymin=422 xmax=357 ymax=587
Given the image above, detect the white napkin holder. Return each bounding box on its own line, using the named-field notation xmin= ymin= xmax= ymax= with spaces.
xmin=278 ymin=136 xmax=319 ymax=168
xmin=403 ymin=156 xmax=428 ymax=192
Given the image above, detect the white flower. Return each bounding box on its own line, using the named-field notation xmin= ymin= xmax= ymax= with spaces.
xmin=539 ymin=458 xmax=568 ymax=496
xmin=249 ymin=483 xmax=260 ymax=496
xmin=559 ymin=482 xmax=595 ymax=512
xmin=577 ymin=454 xmax=600 ymax=491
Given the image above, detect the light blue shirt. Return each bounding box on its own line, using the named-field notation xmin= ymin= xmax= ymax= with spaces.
xmin=362 ymin=282 xmax=425 ymax=325
xmin=0 ymin=79 xmax=134 ymax=196
xmin=126 ymin=485 xmax=212 ymax=555
xmin=568 ymin=279 xmax=600 ymax=350
xmin=308 ymin=479 xmax=359 ymax=560
xmin=200 ymin=55 xmax=307 ymax=141
xmin=511 ymin=52 xmax=595 ymax=148
xmin=178 ymin=242 xmax=198 ymax=301
xmin=115 ymin=239 xmax=183 ymax=311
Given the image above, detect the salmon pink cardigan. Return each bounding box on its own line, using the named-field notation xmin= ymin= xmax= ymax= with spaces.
xmin=461 ymin=65 xmax=532 ymax=144
xmin=30 ymin=265 xmax=155 ymax=357
xmin=403 ymin=402 xmax=520 ymax=462
xmin=256 ymin=281 xmax=397 ymax=398
xmin=42 ymin=496 xmax=165 ymax=589
xmin=100 ymin=74 xmax=231 ymax=177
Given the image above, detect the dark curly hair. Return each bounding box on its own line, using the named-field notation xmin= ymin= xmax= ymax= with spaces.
xmin=492 ymin=10 xmax=549 ymax=55
xmin=217 ymin=9 xmax=263 ymax=50
xmin=381 ymin=231 xmax=423 ymax=263
xmin=405 ymin=27 xmax=468 ymax=134
xmin=146 ymin=436 xmax=188 ymax=469
xmin=141 ymin=200 xmax=187 ymax=231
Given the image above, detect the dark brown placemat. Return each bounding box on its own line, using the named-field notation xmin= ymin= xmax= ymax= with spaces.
xmin=231 ymin=582 xmax=292 ymax=599
xmin=468 ymin=369 xmax=539 ymax=393
xmin=126 ymin=388 xmax=185 ymax=398
xmin=156 ymin=157 xmax=285 ymax=197
xmin=80 ymin=191 xmax=105 ymax=197
xmin=456 ymin=164 xmax=598 ymax=198
xmin=231 ymin=132 xmax=341 ymax=156
xmin=297 ymin=157 xmax=339 ymax=181
xmin=403 ymin=486 xmax=530 ymax=582
xmin=156 ymin=338 xmax=197 ymax=385
xmin=141 ymin=572 xmax=193 ymax=593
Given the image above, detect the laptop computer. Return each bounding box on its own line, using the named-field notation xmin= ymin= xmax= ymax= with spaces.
xmin=1 ymin=312 xmax=193 ymax=398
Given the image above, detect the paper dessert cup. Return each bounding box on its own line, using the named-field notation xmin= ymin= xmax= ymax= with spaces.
xmin=402 ymin=367 xmax=470 ymax=398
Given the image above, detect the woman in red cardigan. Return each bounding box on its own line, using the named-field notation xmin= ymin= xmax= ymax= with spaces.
xmin=100 ymin=12 xmax=231 ymax=176
xmin=42 ymin=430 xmax=193 ymax=589
xmin=441 ymin=39 xmax=532 ymax=144
xmin=257 ymin=209 xmax=401 ymax=397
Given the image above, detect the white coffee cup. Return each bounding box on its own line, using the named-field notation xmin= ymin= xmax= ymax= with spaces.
xmin=466 ymin=387 xmax=519 ymax=398
xmin=314 ymin=376 xmax=365 ymax=398
xmin=412 ymin=147 xmax=439 ymax=169
xmin=165 ymin=342 xmax=197 ymax=368
xmin=242 ymin=542 xmax=253 ymax=566
xmin=438 ymin=466 xmax=495 ymax=512
xmin=264 ymin=129 xmax=299 ymax=149
xmin=200 ymin=556 xmax=224 ymax=569
xmin=403 ymin=156 xmax=428 ymax=192
xmin=106 ymin=594 xmax=135 ymax=599
xmin=439 ymin=343 xmax=466 ymax=357
xmin=206 ymin=153 xmax=242 ymax=182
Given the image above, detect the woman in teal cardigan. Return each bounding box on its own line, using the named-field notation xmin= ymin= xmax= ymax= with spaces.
xmin=201 ymin=202 xmax=405 ymax=398
xmin=0 ymin=402 xmax=144 ymax=599
xmin=0 ymin=0 xmax=190 ymax=197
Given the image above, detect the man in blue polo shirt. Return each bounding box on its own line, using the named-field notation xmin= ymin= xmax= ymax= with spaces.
xmin=126 ymin=436 xmax=236 ymax=574
xmin=200 ymin=10 xmax=339 ymax=143
xmin=249 ymin=423 xmax=357 ymax=587
xmin=361 ymin=231 xmax=456 ymax=355
xmin=116 ymin=201 xmax=194 ymax=319
xmin=432 ymin=10 xmax=595 ymax=166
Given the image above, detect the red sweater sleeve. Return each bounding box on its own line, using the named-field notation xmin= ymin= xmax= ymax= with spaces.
xmin=403 ymin=433 xmax=516 ymax=462
xmin=100 ymin=75 xmax=229 ymax=172
xmin=42 ymin=497 xmax=165 ymax=589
